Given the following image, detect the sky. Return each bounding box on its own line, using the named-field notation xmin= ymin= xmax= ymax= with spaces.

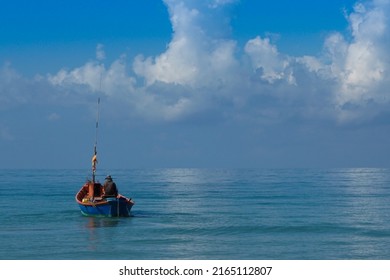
xmin=1 ymin=0 xmax=390 ymax=169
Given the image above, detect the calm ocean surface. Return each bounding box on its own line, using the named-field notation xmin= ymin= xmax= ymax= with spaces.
xmin=1 ymin=168 xmax=390 ymax=260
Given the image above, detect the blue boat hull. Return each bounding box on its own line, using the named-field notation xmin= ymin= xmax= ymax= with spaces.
xmin=78 ymin=198 xmax=133 ymax=217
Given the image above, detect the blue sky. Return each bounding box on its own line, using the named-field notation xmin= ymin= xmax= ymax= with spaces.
xmin=1 ymin=0 xmax=390 ymax=169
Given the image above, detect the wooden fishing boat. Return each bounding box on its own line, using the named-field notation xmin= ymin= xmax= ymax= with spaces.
xmin=75 ymin=98 xmax=135 ymax=217
xmin=75 ymin=181 xmax=135 ymax=217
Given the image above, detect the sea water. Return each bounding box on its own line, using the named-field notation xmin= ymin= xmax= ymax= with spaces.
xmin=1 ymin=168 xmax=390 ymax=260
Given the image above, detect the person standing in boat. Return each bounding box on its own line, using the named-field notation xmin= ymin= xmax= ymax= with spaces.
xmin=103 ymin=175 xmax=118 ymax=197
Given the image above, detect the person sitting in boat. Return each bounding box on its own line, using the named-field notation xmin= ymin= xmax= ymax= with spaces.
xmin=103 ymin=175 xmax=118 ymax=197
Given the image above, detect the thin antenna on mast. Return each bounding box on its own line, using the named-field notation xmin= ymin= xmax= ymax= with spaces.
xmin=92 ymin=67 xmax=103 ymax=183
xmin=95 ymin=97 xmax=100 ymax=148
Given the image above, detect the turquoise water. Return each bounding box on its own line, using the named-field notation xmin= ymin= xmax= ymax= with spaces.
xmin=1 ymin=168 xmax=390 ymax=260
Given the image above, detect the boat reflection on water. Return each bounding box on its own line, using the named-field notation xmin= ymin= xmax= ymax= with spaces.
xmin=81 ymin=217 xmax=121 ymax=254
xmin=85 ymin=216 xmax=121 ymax=228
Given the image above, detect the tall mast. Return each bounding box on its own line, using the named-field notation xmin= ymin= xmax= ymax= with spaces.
xmin=92 ymin=97 xmax=100 ymax=183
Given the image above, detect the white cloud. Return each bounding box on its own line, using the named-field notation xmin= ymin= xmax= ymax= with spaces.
xmin=96 ymin=44 xmax=106 ymax=61
xmin=48 ymin=113 xmax=60 ymax=121
xmin=48 ymin=62 xmax=103 ymax=91
xmin=0 ymin=63 xmax=25 ymax=107
xmin=244 ymin=36 xmax=295 ymax=84
xmin=134 ymin=0 xmax=238 ymax=89
xmin=209 ymin=0 xmax=238 ymax=8
xmin=133 ymin=1 xmax=200 ymax=86
xmin=48 ymin=56 xmax=136 ymax=96
xmin=325 ymin=0 xmax=390 ymax=110
xmin=4 ymin=0 xmax=390 ymax=126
